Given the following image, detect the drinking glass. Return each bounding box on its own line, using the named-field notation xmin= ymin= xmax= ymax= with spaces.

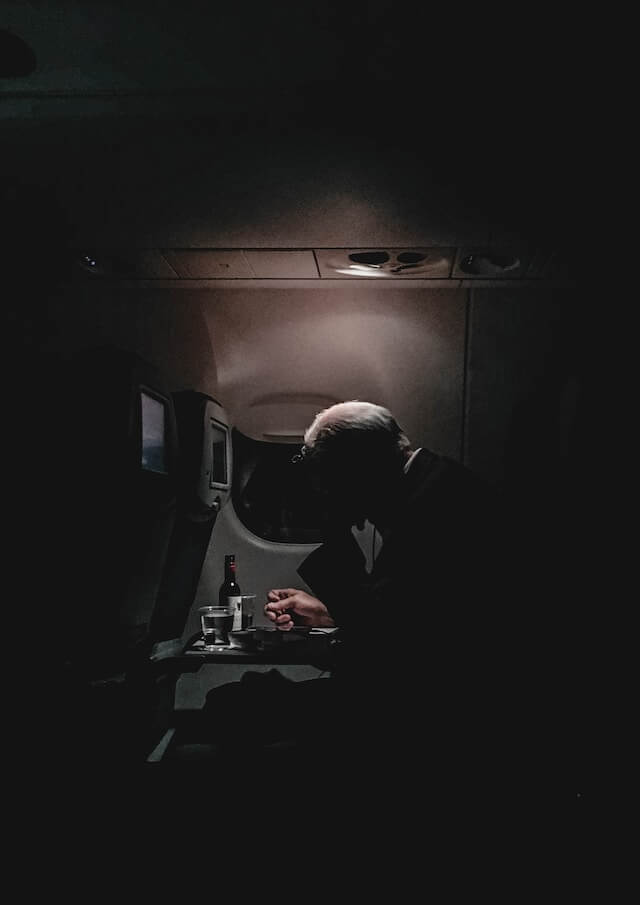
xmin=239 ymin=595 xmax=257 ymax=629
xmin=199 ymin=605 xmax=234 ymax=648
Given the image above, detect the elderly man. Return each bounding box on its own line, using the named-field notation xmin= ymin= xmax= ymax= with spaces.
xmin=261 ymin=402 xmax=532 ymax=785
xmin=205 ymin=402 xmax=528 ymax=794
xmin=265 ymin=400 xmax=502 ymax=637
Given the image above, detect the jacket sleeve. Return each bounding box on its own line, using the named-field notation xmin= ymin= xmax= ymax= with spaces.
xmin=296 ymin=530 xmax=370 ymax=628
xmin=296 ymin=529 xmax=409 ymax=631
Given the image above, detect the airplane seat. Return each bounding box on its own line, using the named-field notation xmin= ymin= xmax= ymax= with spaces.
xmin=52 ymin=345 xmax=180 ymax=767
xmin=148 ymin=390 xmax=231 ymax=644
xmin=142 ymin=391 xmax=233 ymax=762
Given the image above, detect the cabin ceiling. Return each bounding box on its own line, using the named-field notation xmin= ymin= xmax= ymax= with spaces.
xmin=2 ymin=2 xmax=582 ymax=287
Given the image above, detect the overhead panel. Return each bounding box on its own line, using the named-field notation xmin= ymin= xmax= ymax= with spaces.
xmin=161 ymin=250 xmax=253 ymax=279
xmin=69 ymin=248 xmax=178 ymax=278
xmin=243 ymin=250 xmax=318 ymax=278
xmin=120 ymin=249 xmax=179 ymax=279
xmin=315 ymin=248 xmax=455 ymax=279
xmin=65 ymin=247 xmax=575 ymax=286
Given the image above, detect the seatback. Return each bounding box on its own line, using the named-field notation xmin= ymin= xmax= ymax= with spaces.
xmin=58 ymin=345 xmax=179 ymax=678
xmin=149 ymin=391 xmax=232 ymax=644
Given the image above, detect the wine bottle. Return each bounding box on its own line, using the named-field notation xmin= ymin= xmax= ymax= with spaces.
xmin=219 ymin=554 xmax=242 ymax=631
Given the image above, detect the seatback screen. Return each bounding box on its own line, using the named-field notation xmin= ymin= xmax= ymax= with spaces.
xmin=210 ymin=419 xmax=228 ymax=486
xmin=141 ymin=390 xmax=167 ymax=474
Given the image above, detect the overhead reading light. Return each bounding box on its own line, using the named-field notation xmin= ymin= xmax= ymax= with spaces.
xmin=395 ymin=252 xmax=427 ymax=268
xmin=335 ymin=265 xmax=389 ymax=277
xmin=333 ymin=251 xmax=391 ymax=277
xmin=320 ymin=248 xmax=454 ymax=278
xmin=349 ymin=252 xmax=390 ymax=267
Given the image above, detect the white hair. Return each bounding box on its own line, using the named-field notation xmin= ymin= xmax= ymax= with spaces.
xmin=304 ymin=400 xmax=411 ymax=452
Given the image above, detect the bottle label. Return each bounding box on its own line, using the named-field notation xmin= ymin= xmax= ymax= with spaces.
xmin=228 ymin=596 xmax=242 ymax=631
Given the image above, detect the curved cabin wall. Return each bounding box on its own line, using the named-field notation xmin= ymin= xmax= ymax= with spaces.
xmin=202 ymin=287 xmax=467 ymax=458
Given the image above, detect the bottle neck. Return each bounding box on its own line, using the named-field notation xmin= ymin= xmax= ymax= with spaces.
xmin=225 ymin=562 xmax=237 ymax=582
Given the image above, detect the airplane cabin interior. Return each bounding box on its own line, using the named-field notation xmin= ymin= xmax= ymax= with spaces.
xmin=2 ymin=3 xmax=590 ymax=808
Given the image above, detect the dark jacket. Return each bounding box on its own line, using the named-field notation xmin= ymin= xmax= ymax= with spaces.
xmin=297 ymin=448 xmax=530 ymax=784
